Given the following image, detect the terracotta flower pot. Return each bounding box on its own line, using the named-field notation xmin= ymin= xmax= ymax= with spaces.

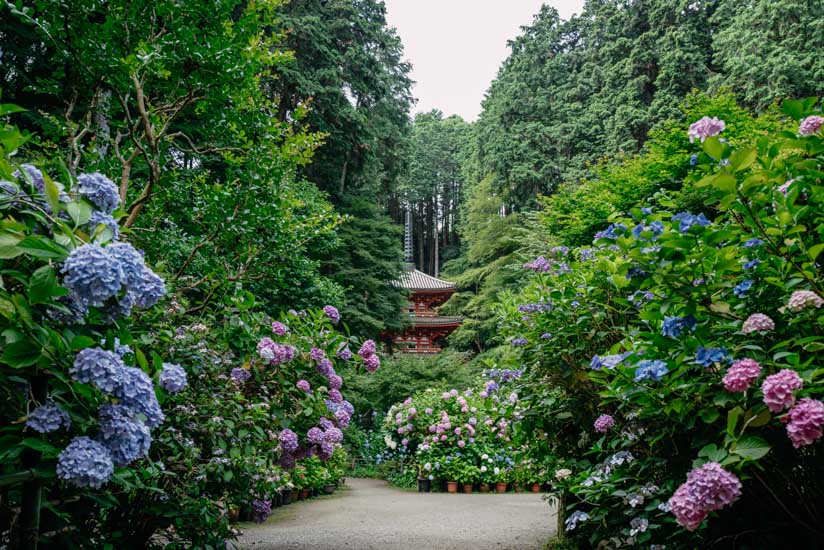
xmin=479 ymin=483 xmax=490 ymax=493
xmin=495 ymin=482 xmax=508 ymax=493
xmin=462 ymin=483 xmax=474 ymax=494
xmin=228 ymin=508 xmax=240 ymax=523
xmin=530 ymin=484 xmax=541 ymax=493
xmin=446 ymin=481 xmax=459 ymax=493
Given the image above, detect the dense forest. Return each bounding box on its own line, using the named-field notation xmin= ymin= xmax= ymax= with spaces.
xmin=1 ymin=0 xmax=823 ymax=547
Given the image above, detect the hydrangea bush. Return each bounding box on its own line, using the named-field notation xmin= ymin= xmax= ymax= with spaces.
xmin=0 ymin=116 xmax=174 ymax=546
xmin=498 ymin=98 xmax=824 ymax=547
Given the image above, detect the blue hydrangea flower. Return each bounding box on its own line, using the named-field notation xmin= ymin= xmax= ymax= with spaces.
xmin=689 ymin=154 xmax=699 ymax=166
xmin=671 ymin=212 xmax=711 ymax=233
xmin=0 ymin=180 xmax=22 ymax=200
xmin=56 ymin=436 xmax=114 ymax=489
xmin=641 ymin=207 xmax=653 ymax=215
xmin=661 ymin=315 xmax=697 ymax=338
xmin=733 ymin=279 xmax=753 ymax=298
xmin=114 ymin=367 xmax=164 ymax=428
xmin=106 ymin=242 xmax=165 ymax=308
xmin=26 ymin=403 xmax=71 ymax=433
xmin=743 ymin=259 xmax=760 ymax=270
xmin=131 ymin=269 xmax=166 ymax=308
xmin=14 ymin=164 xmax=46 ymax=195
xmin=47 ymin=292 xmax=89 ymax=324
xmin=594 ymin=223 xmax=627 ymax=240
xmin=551 ymin=246 xmax=569 ymax=257
xmin=62 ymin=244 xmax=124 ymax=307
xmin=540 ymin=332 xmax=552 ymax=339
xmin=70 ymin=347 xmax=125 ymax=395
xmin=590 ymin=352 xmax=631 ymax=370
xmin=695 ymin=347 xmax=731 ymax=367
xmin=512 ymin=338 xmax=528 ymax=347
xmin=626 ymin=266 xmax=647 ymax=280
xmin=635 ymin=360 xmax=669 ymax=382
xmin=632 ymin=221 xmax=664 ymax=241
xmin=96 ymin=404 xmax=152 ymax=467
xmin=579 ymin=248 xmax=596 ymax=261
xmin=743 ymin=238 xmax=764 ymax=248
xmin=88 ymin=211 xmax=120 ymax=240
xmin=159 ymin=363 xmax=188 ymax=393
xmin=571 ymin=300 xmax=580 ymax=308
xmin=77 ymin=172 xmax=120 ymax=214
xmin=629 ymin=290 xmax=654 ymax=307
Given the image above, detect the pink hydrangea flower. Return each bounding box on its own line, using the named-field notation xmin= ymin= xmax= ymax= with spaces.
xmin=741 ymin=313 xmax=775 ymax=335
xmin=409 ymin=407 xmax=417 ymax=415
xmin=593 ymin=414 xmax=614 ymax=433
xmin=786 ymin=398 xmax=824 ymax=448
xmin=458 ymin=440 xmax=466 ymax=448
xmin=668 ymin=462 xmax=741 ymax=530
xmin=722 ymin=359 xmax=761 ymax=392
xmin=788 ymin=290 xmax=824 ymax=312
xmin=425 ymin=408 xmax=433 ymax=415
xmin=401 ymin=438 xmax=409 ymax=446
xmin=440 ymin=434 xmax=447 ymax=441
xmin=688 ymin=116 xmax=725 ymax=143
xmin=777 ymin=178 xmax=796 ymax=196
xmin=799 ymin=115 xmax=824 ymax=136
xmin=761 ymin=369 xmax=803 ymax=412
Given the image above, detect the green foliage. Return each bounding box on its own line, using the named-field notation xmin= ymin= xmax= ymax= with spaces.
xmin=498 ymin=101 xmax=824 ymax=546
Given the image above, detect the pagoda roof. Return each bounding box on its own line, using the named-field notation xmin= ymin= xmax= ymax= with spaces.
xmin=394 ymin=267 xmax=456 ymax=291
xmin=408 ymin=314 xmax=463 ymax=326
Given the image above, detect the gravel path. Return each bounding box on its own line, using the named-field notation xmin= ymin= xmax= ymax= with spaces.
xmin=237 ymin=478 xmax=556 ymax=550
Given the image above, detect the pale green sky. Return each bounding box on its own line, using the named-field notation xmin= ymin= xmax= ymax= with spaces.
xmin=383 ymin=1 xmax=585 ymax=121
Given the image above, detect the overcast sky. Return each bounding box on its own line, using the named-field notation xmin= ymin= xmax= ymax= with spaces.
xmin=383 ymin=1 xmax=586 ymax=122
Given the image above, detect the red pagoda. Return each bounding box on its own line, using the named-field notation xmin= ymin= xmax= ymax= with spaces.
xmin=389 ymin=210 xmax=461 ymax=353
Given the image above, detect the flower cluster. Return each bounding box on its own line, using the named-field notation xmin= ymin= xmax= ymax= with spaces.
xmin=672 ymin=212 xmax=711 ymax=233
xmin=694 ymin=347 xmax=730 ymax=367
xmin=741 ymin=313 xmax=774 ymax=334
xmin=159 ymin=363 xmax=188 ymax=394
xmin=668 ymin=462 xmax=741 ymax=530
xmin=687 ymin=116 xmax=725 ymax=142
xmin=230 ymin=367 xmax=251 ymax=383
xmin=798 ymin=115 xmax=824 ymax=136
xmin=786 ymin=398 xmax=824 ymax=448
xmin=323 ymin=305 xmax=340 ymax=324
xmin=761 ymin=369 xmax=803 ymax=412
xmin=787 ymin=290 xmax=823 ymax=312
xmin=634 ymin=360 xmax=668 ymax=382
xmin=358 ymin=339 xmax=380 ymax=372
xmin=661 ymin=315 xmax=696 ymax=338
xmin=96 ymin=404 xmax=152 ymax=467
xmin=594 ymin=414 xmax=614 ymax=433
xmin=77 ymin=172 xmax=120 ymax=214
xmin=61 ymin=241 xmax=165 ymax=315
xmin=251 ymin=498 xmax=272 ymax=523
xmin=722 ymin=359 xmax=761 ymax=392
xmin=26 ymin=403 xmax=71 ymax=433
xmin=257 ymin=337 xmax=296 ymax=365
xmin=56 ymin=437 xmax=115 ymax=489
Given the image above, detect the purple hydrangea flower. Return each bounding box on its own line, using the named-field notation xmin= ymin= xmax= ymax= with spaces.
xmin=742 ymin=313 xmax=774 ymax=334
xmin=363 ymin=354 xmax=380 ymax=372
xmin=799 ymin=115 xmax=824 ymax=136
xmin=159 ymin=363 xmax=187 ymax=393
xmin=57 ymin=436 xmax=114 ymax=489
xmin=786 ymin=398 xmax=824 ymax=447
xmin=26 ymin=403 xmax=71 ymax=433
xmin=230 ymin=368 xmax=251 ymax=384
xmin=762 ymin=369 xmax=803 ymax=412
xmin=272 ymin=321 xmax=288 ymax=336
xmin=594 ymin=414 xmax=614 ymax=433
xmin=337 ymin=346 xmax=353 ymax=361
xmin=279 ymin=429 xmax=299 ymax=453
xmin=512 ymin=338 xmax=528 ymax=347
xmin=307 ymin=427 xmax=325 ymax=445
xmin=77 ymin=172 xmax=120 ymax=214
xmin=317 ymin=358 xmax=335 ymax=378
xmin=540 ymin=332 xmax=552 ymax=339
xmin=14 ymin=164 xmax=46 ymax=195
xmin=788 ymin=290 xmax=824 ymax=311
xmin=688 ymin=116 xmax=725 ymax=143
xmin=296 ymin=379 xmax=311 ymax=392
xmin=328 ymin=374 xmax=343 ymax=390
xmin=523 ymin=256 xmax=551 ymax=272
xmin=251 ymin=499 xmax=272 ymax=523
xmin=96 ymin=404 xmax=152 ymax=467
xmin=722 ymin=359 xmax=761 ymax=392
xmin=319 ymin=417 xmax=334 ymax=430
xmin=668 ymin=462 xmax=741 ymax=531
xmin=71 ymin=347 xmax=125 ymax=395
xmin=334 ymin=409 xmax=351 ymax=427
xmin=62 ymin=244 xmax=124 ymax=307
xmin=324 ymin=427 xmax=344 ymax=444
xmin=323 ymin=305 xmax=340 ymax=324
xmin=115 ymin=367 xmax=164 ymax=428
xmin=257 ymin=338 xmax=296 ymax=365
xmin=310 ymin=347 xmax=325 ymax=361
xmin=358 ymin=340 xmax=376 ymax=357
xmin=328 ymin=389 xmax=343 ymax=403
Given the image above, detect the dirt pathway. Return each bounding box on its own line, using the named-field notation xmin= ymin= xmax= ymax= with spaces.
xmin=237 ymin=478 xmax=557 ymax=550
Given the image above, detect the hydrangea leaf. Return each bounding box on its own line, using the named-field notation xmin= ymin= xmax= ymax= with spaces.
xmin=732 ymin=435 xmax=771 ymax=460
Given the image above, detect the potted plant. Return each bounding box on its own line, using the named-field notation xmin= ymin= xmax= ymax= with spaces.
xmin=457 ymin=461 xmax=478 ymax=494
xmin=417 ymin=461 xmax=433 ymax=492
xmin=442 ymin=457 xmax=461 ymax=493
xmin=493 ymin=465 xmax=509 ymax=493
xmin=478 ymin=459 xmax=492 ymax=492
